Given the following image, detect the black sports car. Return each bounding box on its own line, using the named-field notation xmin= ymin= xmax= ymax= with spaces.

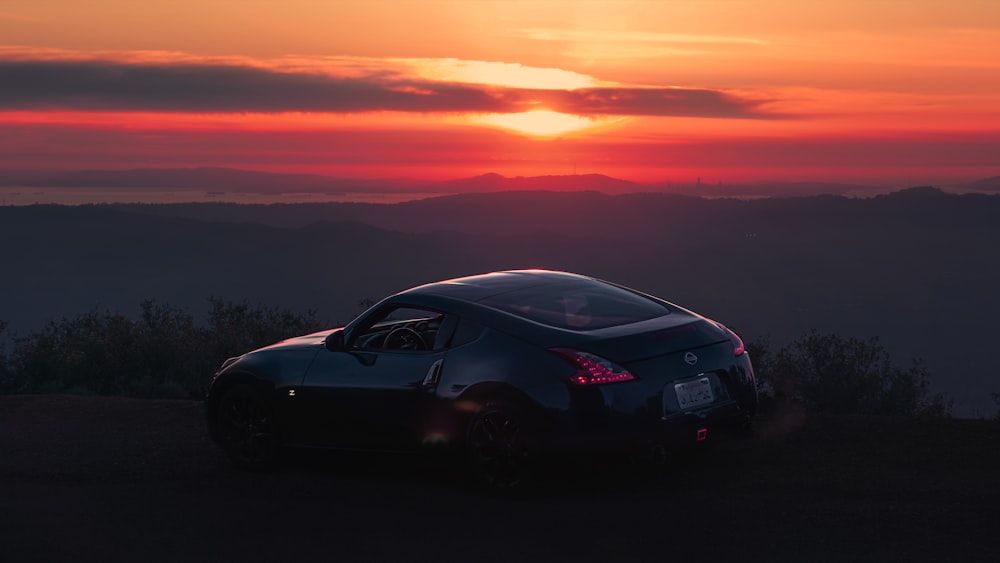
xmin=206 ymin=270 xmax=757 ymax=488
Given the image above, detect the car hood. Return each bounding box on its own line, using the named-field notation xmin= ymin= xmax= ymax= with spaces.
xmin=256 ymin=328 xmax=340 ymax=352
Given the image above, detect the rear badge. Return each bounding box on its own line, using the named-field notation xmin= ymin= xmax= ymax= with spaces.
xmin=684 ymin=352 xmax=698 ymax=365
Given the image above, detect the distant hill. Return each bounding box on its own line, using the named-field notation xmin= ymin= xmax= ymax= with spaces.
xmin=670 ymin=180 xmax=882 ymax=197
xmin=10 ymin=166 xmax=996 ymax=199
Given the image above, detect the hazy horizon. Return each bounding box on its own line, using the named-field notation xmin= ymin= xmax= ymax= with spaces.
xmin=1 ymin=166 xmax=998 ymax=206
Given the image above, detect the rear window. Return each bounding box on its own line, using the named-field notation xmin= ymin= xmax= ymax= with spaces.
xmin=479 ymin=280 xmax=670 ymax=330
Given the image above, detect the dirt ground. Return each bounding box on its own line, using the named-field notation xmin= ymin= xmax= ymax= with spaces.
xmin=1 ymin=395 xmax=998 ymax=562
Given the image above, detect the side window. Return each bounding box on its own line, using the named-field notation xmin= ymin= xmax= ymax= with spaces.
xmin=350 ymin=305 xmax=453 ymax=352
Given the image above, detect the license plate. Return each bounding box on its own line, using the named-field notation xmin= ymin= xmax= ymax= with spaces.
xmin=674 ymin=377 xmax=714 ymax=409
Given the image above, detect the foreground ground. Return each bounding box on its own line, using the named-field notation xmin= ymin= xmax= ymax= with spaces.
xmin=1 ymin=395 xmax=997 ymax=562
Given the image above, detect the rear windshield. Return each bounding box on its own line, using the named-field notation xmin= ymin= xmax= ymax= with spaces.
xmin=479 ymin=280 xmax=670 ymax=330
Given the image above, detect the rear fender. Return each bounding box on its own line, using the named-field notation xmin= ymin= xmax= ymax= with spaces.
xmin=453 ymin=382 xmax=555 ymax=442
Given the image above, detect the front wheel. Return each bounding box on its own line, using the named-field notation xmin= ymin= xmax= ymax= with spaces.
xmin=465 ymin=400 xmax=533 ymax=491
xmin=216 ymin=384 xmax=280 ymax=469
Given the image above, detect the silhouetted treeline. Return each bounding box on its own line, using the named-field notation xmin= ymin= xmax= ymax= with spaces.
xmin=0 ymin=302 xmax=960 ymax=418
xmin=0 ymin=299 xmax=321 ymax=398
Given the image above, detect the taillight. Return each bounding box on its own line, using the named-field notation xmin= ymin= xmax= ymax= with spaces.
xmin=718 ymin=324 xmax=746 ymax=356
xmin=549 ymin=348 xmax=636 ymax=386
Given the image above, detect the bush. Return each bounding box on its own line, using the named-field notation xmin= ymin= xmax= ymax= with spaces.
xmin=204 ymin=297 xmax=322 ymax=368
xmin=2 ymin=299 xmax=324 ymax=398
xmin=2 ymin=303 xmax=954 ymax=418
xmin=0 ymin=320 xmax=10 ymax=391
xmin=751 ymin=330 xmax=950 ymax=417
xmin=135 ymin=300 xmax=206 ymax=396
xmin=8 ymin=312 xmax=144 ymax=395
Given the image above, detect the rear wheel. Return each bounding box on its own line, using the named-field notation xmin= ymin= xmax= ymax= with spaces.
xmin=465 ymin=400 xmax=533 ymax=491
xmin=216 ymin=384 xmax=279 ymax=469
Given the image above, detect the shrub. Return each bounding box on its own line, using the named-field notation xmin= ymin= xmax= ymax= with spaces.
xmin=9 ymin=312 xmax=144 ymax=395
xmin=0 ymin=320 xmax=10 ymax=392
xmin=752 ymin=330 xmax=950 ymax=417
xmin=3 ymin=299 xmax=324 ymax=398
xmin=204 ymin=297 xmax=322 ymax=368
xmin=136 ymin=300 xmax=205 ymax=396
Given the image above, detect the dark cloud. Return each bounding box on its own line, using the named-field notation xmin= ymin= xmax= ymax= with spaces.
xmin=0 ymin=59 xmax=775 ymax=118
xmin=539 ymin=88 xmax=772 ymax=118
xmin=0 ymin=60 xmax=521 ymax=112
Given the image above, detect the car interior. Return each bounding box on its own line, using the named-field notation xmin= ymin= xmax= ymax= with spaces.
xmin=352 ymin=311 xmax=449 ymax=351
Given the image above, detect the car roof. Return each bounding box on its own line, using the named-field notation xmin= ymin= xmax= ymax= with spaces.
xmin=392 ymin=270 xmax=695 ymax=347
xmin=402 ymin=270 xmax=597 ymax=302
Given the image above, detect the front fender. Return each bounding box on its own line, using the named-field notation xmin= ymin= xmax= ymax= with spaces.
xmin=205 ymin=348 xmax=320 ymax=442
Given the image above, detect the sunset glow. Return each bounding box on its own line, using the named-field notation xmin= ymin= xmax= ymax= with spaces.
xmin=476 ymin=111 xmax=606 ymax=137
xmin=0 ymin=0 xmax=997 ymax=188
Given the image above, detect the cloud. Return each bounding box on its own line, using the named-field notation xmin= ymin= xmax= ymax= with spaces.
xmin=0 ymin=60 xmax=519 ymax=113
xmin=0 ymin=56 xmax=777 ymax=119
xmin=513 ymin=28 xmax=767 ymax=46
xmin=538 ymin=88 xmax=773 ymax=118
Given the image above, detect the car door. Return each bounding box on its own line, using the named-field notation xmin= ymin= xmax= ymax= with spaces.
xmin=296 ymin=305 xmax=456 ymax=451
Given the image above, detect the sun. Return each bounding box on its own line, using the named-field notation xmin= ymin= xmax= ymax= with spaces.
xmin=475 ymin=110 xmax=601 ymax=137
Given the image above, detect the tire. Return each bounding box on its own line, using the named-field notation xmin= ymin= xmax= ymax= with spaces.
xmin=465 ymin=400 xmax=533 ymax=491
xmin=216 ymin=384 xmax=280 ymax=469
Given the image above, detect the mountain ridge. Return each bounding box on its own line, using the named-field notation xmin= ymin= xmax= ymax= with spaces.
xmin=3 ymin=166 xmax=996 ymax=198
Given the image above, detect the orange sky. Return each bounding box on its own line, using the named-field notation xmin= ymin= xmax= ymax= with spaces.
xmin=1 ymin=0 xmax=999 ymax=186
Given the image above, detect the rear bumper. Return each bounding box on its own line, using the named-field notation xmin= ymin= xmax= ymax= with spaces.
xmin=535 ymin=353 xmax=758 ymax=456
xmin=538 ymin=405 xmax=754 ymax=456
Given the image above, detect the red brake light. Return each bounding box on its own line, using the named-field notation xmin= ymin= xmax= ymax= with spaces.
xmin=550 ymin=348 xmax=636 ymax=386
xmin=719 ymin=325 xmax=745 ymax=356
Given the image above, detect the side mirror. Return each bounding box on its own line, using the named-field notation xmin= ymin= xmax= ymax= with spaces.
xmin=324 ymin=329 xmax=345 ymax=352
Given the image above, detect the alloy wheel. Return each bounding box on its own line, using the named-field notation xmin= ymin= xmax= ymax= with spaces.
xmin=218 ymin=386 xmax=277 ymax=467
xmin=468 ymin=405 xmax=528 ymax=489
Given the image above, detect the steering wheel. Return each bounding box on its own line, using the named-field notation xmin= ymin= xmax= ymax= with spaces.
xmin=383 ymin=327 xmax=428 ymax=351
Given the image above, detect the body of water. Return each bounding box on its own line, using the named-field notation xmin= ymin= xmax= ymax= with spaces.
xmin=0 ymin=186 xmax=445 ymax=205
